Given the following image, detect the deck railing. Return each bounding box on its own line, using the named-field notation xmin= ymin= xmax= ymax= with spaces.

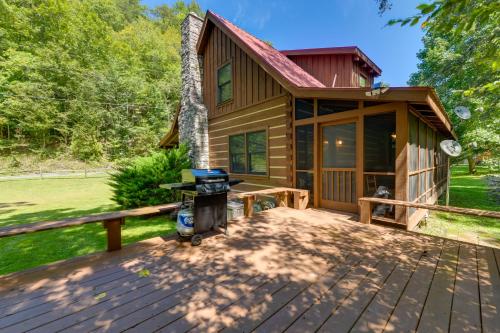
xmin=0 ymin=187 xmax=309 ymax=252
xmin=358 ymin=197 xmax=500 ymax=239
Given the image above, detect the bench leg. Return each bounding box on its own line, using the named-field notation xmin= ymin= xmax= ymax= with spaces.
xmin=243 ymin=194 xmax=256 ymax=218
xmin=103 ymin=218 xmax=124 ymax=251
xmin=359 ymin=201 xmax=372 ymax=224
xmin=293 ymin=190 xmax=309 ymax=210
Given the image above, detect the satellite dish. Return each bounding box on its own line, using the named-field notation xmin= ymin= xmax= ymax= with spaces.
xmin=454 ymin=106 xmax=471 ymax=120
xmin=470 ymin=141 xmax=478 ymax=149
xmin=365 ymin=82 xmax=390 ymax=97
xmin=440 ymin=140 xmax=462 ymax=157
xmin=475 ymin=107 xmax=484 ymax=113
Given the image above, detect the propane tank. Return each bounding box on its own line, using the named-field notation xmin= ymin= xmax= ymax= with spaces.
xmin=176 ymin=208 xmax=194 ymax=237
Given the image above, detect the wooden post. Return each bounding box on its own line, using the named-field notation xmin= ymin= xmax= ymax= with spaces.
xmin=395 ymin=104 xmax=409 ymax=227
xmin=103 ymin=218 xmax=124 ymax=251
xmin=243 ymin=194 xmax=255 ymax=217
xmin=359 ymin=200 xmax=372 ymax=224
xmin=445 ymin=159 xmax=450 ymax=206
xmin=293 ymin=190 xmax=309 ymax=210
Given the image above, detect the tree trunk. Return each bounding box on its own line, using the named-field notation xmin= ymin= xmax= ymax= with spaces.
xmin=467 ymin=155 xmax=476 ymax=174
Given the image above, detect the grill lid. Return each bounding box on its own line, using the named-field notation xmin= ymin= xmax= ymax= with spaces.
xmin=181 ymin=169 xmax=228 ymax=183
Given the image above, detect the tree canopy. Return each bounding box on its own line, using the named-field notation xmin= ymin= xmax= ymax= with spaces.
xmin=379 ymin=0 xmax=499 ymax=172
xmin=0 ymin=0 xmax=203 ymax=161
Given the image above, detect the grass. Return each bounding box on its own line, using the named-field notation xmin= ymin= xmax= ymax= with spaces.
xmin=417 ymin=165 xmax=500 ymax=248
xmin=0 ymin=176 xmax=176 ymax=275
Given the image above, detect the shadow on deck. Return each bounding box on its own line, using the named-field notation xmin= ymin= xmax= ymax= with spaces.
xmin=0 ymin=207 xmax=498 ymax=332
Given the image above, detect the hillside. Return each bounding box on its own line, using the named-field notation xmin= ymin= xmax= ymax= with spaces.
xmin=0 ymin=0 xmax=203 ymax=164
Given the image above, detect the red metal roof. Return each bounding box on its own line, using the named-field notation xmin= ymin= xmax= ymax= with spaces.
xmin=201 ymin=11 xmax=325 ymax=89
xmin=280 ymin=46 xmax=382 ymax=75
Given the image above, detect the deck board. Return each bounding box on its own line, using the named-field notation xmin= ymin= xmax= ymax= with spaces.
xmin=416 ymin=241 xmax=459 ymax=333
xmin=383 ymin=239 xmax=443 ymax=332
xmin=477 ymin=247 xmax=500 ymax=333
xmin=348 ymin=243 xmax=431 ymax=333
xmin=0 ymin=207 xmax=498 ymax=333
xmin=450 ymin=244 xmax=482 ymax=333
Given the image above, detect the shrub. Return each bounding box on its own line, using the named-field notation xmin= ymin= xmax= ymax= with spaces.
xmin=109 ymin=145 xmax=191 ymax=208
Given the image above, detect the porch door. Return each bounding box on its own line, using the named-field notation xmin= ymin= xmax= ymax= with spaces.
xmin=320 ymin=121 xmax=357 ymax=212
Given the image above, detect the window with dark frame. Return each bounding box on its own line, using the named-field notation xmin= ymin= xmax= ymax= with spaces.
xmin=317 ymin=100 xmax=359 ymax=116
xmin=229 ymin=131 xmax=267 ymax=175
xmin=217 ymin=62 xmax=232 ymax=104
xmin=229 ymin=134 xmax=245 ymax=174
xmin=295 ymin=98 xmax=314 ymax=120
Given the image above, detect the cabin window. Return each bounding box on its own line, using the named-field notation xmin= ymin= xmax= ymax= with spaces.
xmin=317 ymin=100 xmax=358 ymax=116
xmin=359 ymin=74 xmax=367 ymax=87
xmin=247 ymin=131 xmax=267 ymax=174
xmin=229 ymin=130 xmax=267 ymax=175
xmin=217 ymin=62 xmax=232 ymax=104
xmin=295 ymin=99 xmax=314 ymax=120
xmin=229 ymin=134 xmax=245 ymax=173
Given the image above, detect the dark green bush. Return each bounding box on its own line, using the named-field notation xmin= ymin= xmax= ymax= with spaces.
xmin=110 ymin=145 xmax=191 ymax=208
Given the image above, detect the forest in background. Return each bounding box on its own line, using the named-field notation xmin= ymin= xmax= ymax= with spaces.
xmin=0 ymin=0 xmax=202 ymax=166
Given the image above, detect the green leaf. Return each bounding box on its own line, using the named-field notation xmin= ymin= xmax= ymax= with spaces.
xmin=94 ymin=292 xmax=107 ymax=300
xmin=401 ymin=18 xmax=412 ymax=26
xmin=138 ymin=268 xmax=151 ymax=277
xmin=410 ymin=16 xmax=421 ymax=26
xmin=421 ymin=4 xmax=437 ymax=14
xmin=416 ymin=3 xmax=430 ymax=11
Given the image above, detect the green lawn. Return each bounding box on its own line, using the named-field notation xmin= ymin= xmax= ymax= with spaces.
xmin=417 ymin=165 xmax=500 ymax=248
xmin=0 ymin=176 xmax=175 ymax=275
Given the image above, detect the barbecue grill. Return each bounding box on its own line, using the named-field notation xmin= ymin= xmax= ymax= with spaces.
xmin=160 ymin=169 xmax=242 ymax=246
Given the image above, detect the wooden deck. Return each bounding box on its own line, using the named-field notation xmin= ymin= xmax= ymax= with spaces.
xmin=0 ymin=207 xmax=499 ymax=333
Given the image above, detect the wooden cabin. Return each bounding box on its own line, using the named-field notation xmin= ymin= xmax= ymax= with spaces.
xmin=161 ymin=11 xmax=455 ymax=229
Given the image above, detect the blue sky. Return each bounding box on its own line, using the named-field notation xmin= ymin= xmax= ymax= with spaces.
xmin=142 ymin=0 xmax=426 ymax=86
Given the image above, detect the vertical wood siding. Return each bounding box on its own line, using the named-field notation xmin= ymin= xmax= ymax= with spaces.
xmin=202 ymin=26 xmax=285 ymax=119
xmin=287 ymin=54 xmax=375 ymax=87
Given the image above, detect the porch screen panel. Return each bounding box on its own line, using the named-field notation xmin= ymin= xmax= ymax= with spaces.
xmin=321 ymin=123 xmax=356 ymax=204
xmin=364 ymin=113 xmax=396 ymax=172
xmin=322 ymin=123 xmax=356 ymax=168
xmin=409 ymin=114 xmax=418 ymax=172
xmin=295 ymin=125 xmax=314 ymax=202
xmin=363 ymin=113 xmax=396 ymax=215
xmin=419 ymin=120 xmax=427 ymax=170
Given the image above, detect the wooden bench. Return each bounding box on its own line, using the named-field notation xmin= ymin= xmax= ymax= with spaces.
xmin=231 ymin=187 xmax=309 ymax=217
xmin=0 ymin=203 xmax=181 ymax=251
xmin=358 ymin=197 xmax=500 ymax=227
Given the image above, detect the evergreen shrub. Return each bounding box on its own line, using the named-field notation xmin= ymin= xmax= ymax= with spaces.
xmin=110 ymin=145 xmax=191 ymax=208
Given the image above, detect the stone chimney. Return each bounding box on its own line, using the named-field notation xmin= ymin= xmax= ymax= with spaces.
xmin=178 ymin=13 xmax=209 ymax=168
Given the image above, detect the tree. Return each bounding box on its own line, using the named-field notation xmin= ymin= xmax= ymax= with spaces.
xmin=378 ymin=0 xmax=499 ymax=173
xmin=0 ymin=0 xmax=203 ymax=161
